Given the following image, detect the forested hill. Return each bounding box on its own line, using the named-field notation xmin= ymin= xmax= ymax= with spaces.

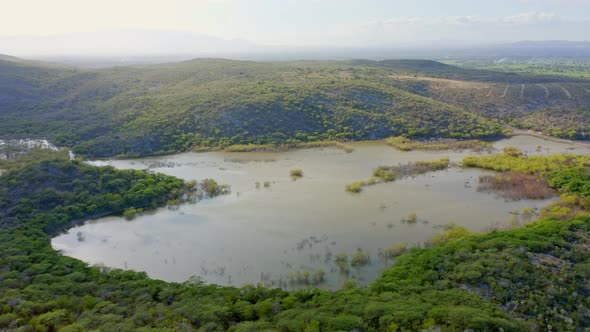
xmin=1 ymin=56 xmax=589 ymax=157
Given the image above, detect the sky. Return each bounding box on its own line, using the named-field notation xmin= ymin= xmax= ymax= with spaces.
xmin=1 ymin=0 xmax=590 ymax=48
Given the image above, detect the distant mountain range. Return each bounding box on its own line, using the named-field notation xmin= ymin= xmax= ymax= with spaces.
xmin=1 ymin=30 xmax=589 ymax=67
xmin=0 ymin=30 xmax=258 ymax=59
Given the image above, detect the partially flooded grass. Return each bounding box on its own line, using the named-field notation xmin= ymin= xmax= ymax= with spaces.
xmin=477 ymin=172 xmax=555 ymax=200
xmin=346 ymin=158 xmax=450 ymax=193
xmin=334 ymin=253 xmax=350 ymax=273
xmin=405 ymin=212 xmax=418 ymax=224
xmin=378 ymin=243 xmax=408 ymax=260
xmin=386 ymin=136 xmax=492 ymax=152
xmin=351 ymin=251 xmax=370 ymax=267
xmin=426 ymin=224 xmax=473 ymax=247
xmin=290 ymin=169 xmax=303 ymax=179
xmin=287 ymin=269 xmax=326 ymax=285
xmin=223 ymin=141 xmax=354 ymax=153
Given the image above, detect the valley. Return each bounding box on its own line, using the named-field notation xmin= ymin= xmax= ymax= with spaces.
xmin=2 ymin=52 xmax=590 ymax=331
xmin=4 ymin=1 xmax=590 ymax=330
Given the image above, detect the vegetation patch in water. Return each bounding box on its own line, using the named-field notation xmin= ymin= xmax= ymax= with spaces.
xmin=386 ymin=136 xmax=491 ymax=152
xmin=404 ymin=212 xmax=418 ymax=223
xmin=123 ymin=207 xmax=144 ymax=220
xmin=346 ymin=158 xmax=450 ymax=193
xmin=334 ymin=253 xmax=350 ymax=273
xmin=478 ymin=172 xmax=555 ymax=201
xmin=223 ymin=141 xmax=354 ymax=153
xmin=378 ymin=243 xmax=408 ymax=260
xmin=290 ymin=169 xmax=304 ymax=179
xmin=197 ymin=178 xmax=231 ymax=198
xmin=426 ymin=224 xmax=473 ymax=246
xmin=463 ymin=149 xmax=590 ymax=220
xmin=463 ymin=149 xmax=590 ymax=195
xmin=351 ymin=251 xmax=370 ymax=267
xmin=287 ymin=269 xmax=327 ymax=286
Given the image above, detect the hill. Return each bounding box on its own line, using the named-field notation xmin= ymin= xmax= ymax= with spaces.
xmin=0 ymin=57 xmax=589 ymax=156
xmin=0 ymin=58 xmax=502 ymax=157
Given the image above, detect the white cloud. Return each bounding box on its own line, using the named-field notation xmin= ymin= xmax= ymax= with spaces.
xmin=369 ymin=12 xmax=563 ymax=28
xmin=500 ymin=12 xmax=559 ymax=24
xmin=324 ymin=12 xmax=590 ymax=46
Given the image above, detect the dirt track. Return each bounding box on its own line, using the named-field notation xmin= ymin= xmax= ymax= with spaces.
xmin=536 ymin=84 xmax=550 ymax=98
xmin=556 ymin=84 xmax=572 ymax=99
xmin=500 ymin=84 xmax=509 ymax=98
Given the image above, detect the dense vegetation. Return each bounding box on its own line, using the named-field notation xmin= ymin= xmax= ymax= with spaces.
xmin=0 ymin=153 xmax=191 ymax=233
xmin=445 ymin=58 xmax=590 ymax=80
xmin=3 ymin=56 xmax=590 ymax=157
xmin=508 ymin=107 xmax=590 ymax=140
xmin=7 ymin=56 xmax=570 ymax=158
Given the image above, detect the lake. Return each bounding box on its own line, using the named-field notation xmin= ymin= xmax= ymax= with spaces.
xmin=52 ymin=135 xmax=589 ymax=289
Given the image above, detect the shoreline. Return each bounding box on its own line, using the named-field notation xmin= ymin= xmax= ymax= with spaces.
xmin=508 ymin=129 xmax=590 ymax=146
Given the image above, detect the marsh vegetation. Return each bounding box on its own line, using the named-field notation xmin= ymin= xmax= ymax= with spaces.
xmin=478 ymin=172 xmax=555 ymax=200
xmin=386 ymin=136 xmax=492 ymax=152
xmin=223 ymin=141 xmax=354 ymax=153
xmin=346 ymin=158 xmax=450 ymax=192
xmin=290 ymin=169 xmax=304 ymax=179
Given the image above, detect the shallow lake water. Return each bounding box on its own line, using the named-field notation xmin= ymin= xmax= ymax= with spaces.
xmin=52 ymin=135 xmax=590 ymax=289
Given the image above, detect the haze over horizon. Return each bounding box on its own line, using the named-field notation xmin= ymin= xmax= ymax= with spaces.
xmin=2 ymin=0 xmax=590 ymax=57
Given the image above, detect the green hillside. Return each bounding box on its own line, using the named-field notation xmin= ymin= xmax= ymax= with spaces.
xmin=2 ymin=57 xmax=590 ymax=156
xmin=0 ymin=58 xmax=501 ymax=157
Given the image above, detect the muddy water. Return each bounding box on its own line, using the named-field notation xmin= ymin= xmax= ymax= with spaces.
xmin=52 ymin=136 xmax=588 ymax=289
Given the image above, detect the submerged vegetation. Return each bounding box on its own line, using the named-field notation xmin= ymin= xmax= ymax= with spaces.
xmin=386 ymin=136 xmax=492 ymax=152
xmin=197 ymin=178 xmax=231 ymax=198
xmin=346 ymin=158 xmax=450 ymax=193
xmin=287 ymin=269 xmax=326 ymax=286
xmin=351 ymin=251 xmax=371 ymax=267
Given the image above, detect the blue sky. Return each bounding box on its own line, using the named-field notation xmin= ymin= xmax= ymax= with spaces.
xmin=2 ymin=0 xmax=590 ymax=46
